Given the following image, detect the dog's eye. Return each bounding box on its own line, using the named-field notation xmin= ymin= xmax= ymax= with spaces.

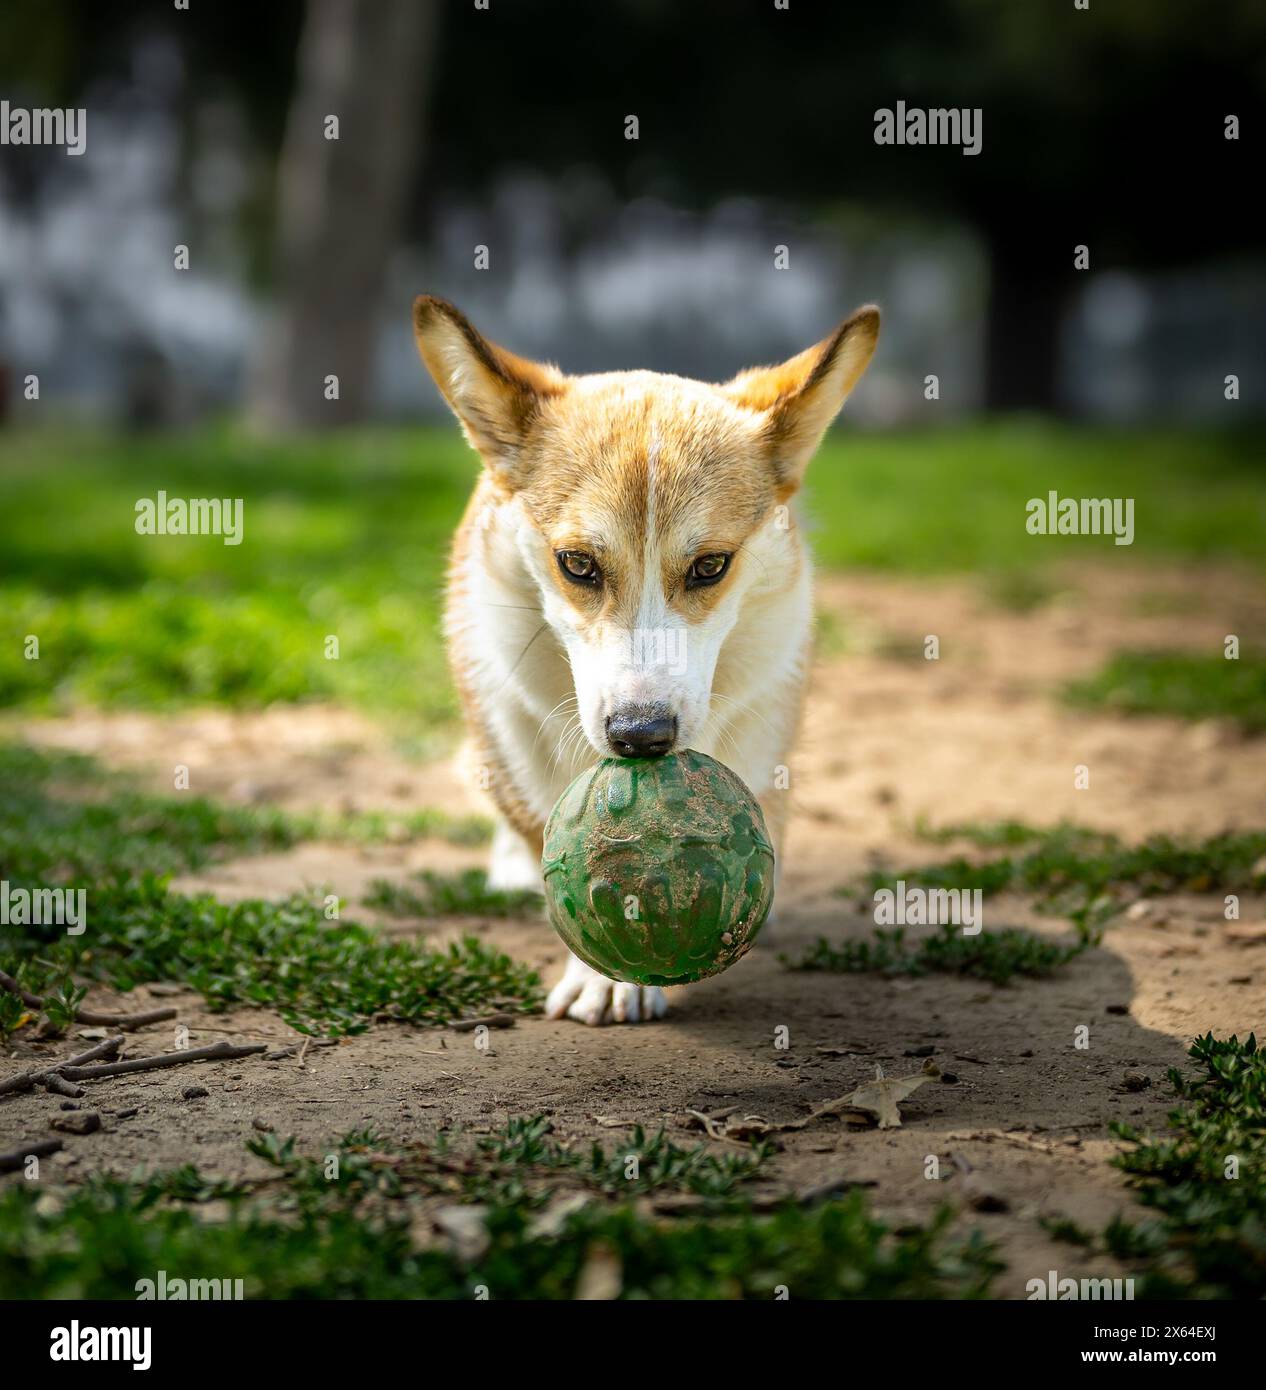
xmin=686 ymin=553 xmax=731 ymax=588
xmin=557 ymin=551 xmax=600 ymax=585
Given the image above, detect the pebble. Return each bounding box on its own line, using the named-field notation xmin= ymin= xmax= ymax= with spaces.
xmin=51 ymin=1111 xmax=101 ymax=1135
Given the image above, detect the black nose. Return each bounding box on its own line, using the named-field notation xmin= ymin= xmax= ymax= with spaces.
xmin=605 ymin=709 xmax=677 ymax=758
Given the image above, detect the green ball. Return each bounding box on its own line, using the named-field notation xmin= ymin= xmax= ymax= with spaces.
xmin=541 ymin=749 xmax=775 ymax=987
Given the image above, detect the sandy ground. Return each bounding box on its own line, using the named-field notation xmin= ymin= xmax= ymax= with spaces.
xmin=4 ymin=561 xmax=1265 ymax=1297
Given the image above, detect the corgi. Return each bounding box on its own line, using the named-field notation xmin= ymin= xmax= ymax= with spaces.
xmin=413 ymin=295 xmax=879 ymax=1025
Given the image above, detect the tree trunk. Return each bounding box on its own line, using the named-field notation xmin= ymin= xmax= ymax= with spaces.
xmin=250 ymin=0 xmax=438 ymax=430
xmin=983 ymin=229 xmax=1067 ymax=414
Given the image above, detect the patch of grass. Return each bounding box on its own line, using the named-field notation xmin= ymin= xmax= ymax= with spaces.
xmin=0 ymin=1127 xmax=1000 ymax=1299
xmin=1106 ymin=1033 xmax=1266 ymax=1298
xmin=1040 ymin=1215 xmax=1096 ymax=1248
xmin=784 ymin=921 xmax=1093 ymax=987
xmin=0 ymin=878 xmax=541 ymax=1037
xmin=912 ymin=816 xmax=1052 ymax=849
xmin=0 ymin=427 xmax=471 ymax=723
xmin=365 ymin=869 xmax=540 ymax=919
xmin=481 ymin=1115 xmax=771 ymax=1199
xmin=805 ymin=423 xmax=1266 ymax=575
xmin=1065 ymin=649 xmax=1266 ymax=732
xmin=0 ymin=741 xmax=525 ymax=1037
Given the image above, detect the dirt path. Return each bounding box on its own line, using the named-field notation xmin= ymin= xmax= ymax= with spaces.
xmin=5 ymin=562 xmax=1265 ymax=1296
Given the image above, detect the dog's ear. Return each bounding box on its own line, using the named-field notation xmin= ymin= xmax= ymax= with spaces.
xmin=413 ymin=295 xmax=565 ymax=482
xmin=721 ymin=306 xmax=879 ymax=496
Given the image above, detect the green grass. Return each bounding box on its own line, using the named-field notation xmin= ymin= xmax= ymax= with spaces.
xmin=0 ymin=426 xmax=472 ymax=722
xmin=804 ymin=422 xmax=1266 ymax=575
xmin=364 ymin=869 xmax=541 ymax=919
xmin=784 ymin=921 xmax=1095 ymax=986
xmin=0 ymin=1124 xmax=1000 ymax=1299
xmin=2 ymin=422 xmax=1263 ymax=718
xmin=785 ymin=821 xmax=1266 ymax=985
xmin=1104 ymin=1034 xmax=1266 ymax=1298
xmin=1065 ymin=650 xmax=1266 ymax=732
xmin=479 ymin=1114 xmax=770 ymax=1199
xmin=0 ymin=742 xmax=530 ymax=1038
xmin=0 ymin=878 xmax=541 ymax=1038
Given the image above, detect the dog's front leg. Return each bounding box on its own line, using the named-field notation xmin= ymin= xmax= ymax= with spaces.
xmin=486 ymin=819 xmax=544 ymax=891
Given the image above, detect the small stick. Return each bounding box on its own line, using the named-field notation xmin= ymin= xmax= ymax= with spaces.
xmin=59 ymin=1039 xmax=266 ymax=1081
xmin=53 ymin=1036 xmax=127 ymax=1070
xmin=0 ymin=1067 xmax=42 ymax=1098
xmin=0 ymin=1036 xmax=125 ymax=1097
xmin=0 ymin=1138 xmax=62 ymax=1174
xmin=0 ymin=970 xmax=175 ymax=1031
xmin=75 ymin=1006 xmax=177 ymax=1030
xmin=448 ymin=1013 xmax=517 ymax=1032
xmin=40 ymin=1074 xmax=85 ymax=1098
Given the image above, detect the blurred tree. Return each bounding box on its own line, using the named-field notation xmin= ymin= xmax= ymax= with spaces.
xmin=249 ymin=0 xmax=438 ymax=427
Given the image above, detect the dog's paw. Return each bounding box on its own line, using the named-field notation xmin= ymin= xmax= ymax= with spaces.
xmin=545 ymin=954 xmax=668 ymax=1026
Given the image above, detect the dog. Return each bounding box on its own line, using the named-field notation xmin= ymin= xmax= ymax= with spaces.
xmin=413 ymin=295 xmax=879 ymax=1024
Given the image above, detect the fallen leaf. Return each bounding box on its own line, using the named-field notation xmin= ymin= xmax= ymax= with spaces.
xmin=795 ymin=1060 xmax=940 ymax=1131
xmin=685 ymin=1061 xmax=938 ymax=1138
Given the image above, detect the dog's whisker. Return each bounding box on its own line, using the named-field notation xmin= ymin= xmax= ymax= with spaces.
xmin=531 ymin=695 xmax=578 ymax=761
xmin=491 ymin=621 xmax=552 ymax=697
xmin=709 ymin=690 xmax=778 ymax=742
xmin=549 ymin=713 xmax=586 ymax=775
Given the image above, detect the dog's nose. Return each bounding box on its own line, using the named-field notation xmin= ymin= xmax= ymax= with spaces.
xmin=605 ymin=709 xmax=677 ymax=759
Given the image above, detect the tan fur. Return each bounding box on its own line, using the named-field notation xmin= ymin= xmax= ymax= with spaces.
xmin=414 ymin=294 xmax=878 ymax=1024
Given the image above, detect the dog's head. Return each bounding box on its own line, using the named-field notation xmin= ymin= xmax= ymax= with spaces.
xmin=414 ymin=295 xmax=878 ymax=759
